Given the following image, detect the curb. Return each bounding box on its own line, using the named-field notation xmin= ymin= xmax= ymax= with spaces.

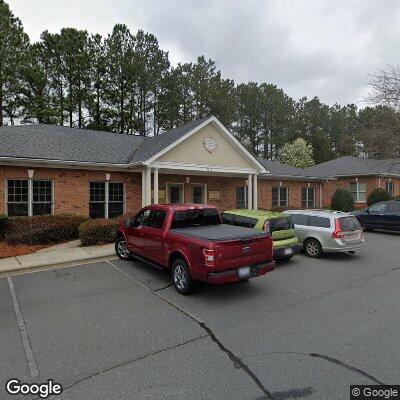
xmin=0 ymin=254 xmax=118 ymax=278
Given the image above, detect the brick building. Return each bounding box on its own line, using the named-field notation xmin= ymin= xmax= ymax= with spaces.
xmin=0 ymin=116 xmax=399 ymax=218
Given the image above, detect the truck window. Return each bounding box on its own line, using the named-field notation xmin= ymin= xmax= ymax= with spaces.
xmin=149 ymin=210 xmax=167 ymax=229
xmin=171 ymin=208 xmax=221 ymax=229
xmin=134 ymin=209 xmax=152 ymax=227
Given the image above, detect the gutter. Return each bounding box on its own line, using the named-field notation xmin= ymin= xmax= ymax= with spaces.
xmin=259 ymin=174 xmax=336 ymax=181
xmin=0 ymin=156 xmax=140 ymax=170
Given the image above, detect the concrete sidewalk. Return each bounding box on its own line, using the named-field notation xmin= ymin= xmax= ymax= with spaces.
xmin=0 ymin=242 xmax=116 ymax=276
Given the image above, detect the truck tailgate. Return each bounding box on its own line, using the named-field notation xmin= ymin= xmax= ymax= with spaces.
xmin=213 ymin=234 xmax=273 ymax=271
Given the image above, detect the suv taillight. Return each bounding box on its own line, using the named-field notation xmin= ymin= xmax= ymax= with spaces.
xmin=263 ymin=220 xmax=270 ymax=233
xmin=203 ymin=249 xmax=215 ymax=267
xmin=332 ymin=218 xmax=343 ymax=238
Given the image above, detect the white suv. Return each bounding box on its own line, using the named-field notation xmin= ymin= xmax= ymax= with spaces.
xmin=284 ymin=209 xmax=365 ymax=258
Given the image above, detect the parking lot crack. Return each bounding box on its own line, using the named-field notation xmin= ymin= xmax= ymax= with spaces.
xmin=107 ymin=260 xmax=276 ymax=400
xmin=198 ymin=321 xmax=276 ymax=400
xmin=256 ymin=351 xmax=386 ymax=385
xmin=154 ymin=283 xmax=173 ymax=291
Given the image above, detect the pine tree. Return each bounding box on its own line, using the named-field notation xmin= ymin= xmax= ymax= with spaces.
xmin=0 ymin=0 xmax=29 ymax=125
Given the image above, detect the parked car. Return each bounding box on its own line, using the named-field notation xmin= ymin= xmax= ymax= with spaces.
xmin=221 ymin=209 xmax=299 ymax=260
xmin=352 ymin=200 xmax=400 ymax=232
xmin=284 ymin=209 xmax=365 ymax=258
xmin=115 ymin=204 xmax=275 ymax=294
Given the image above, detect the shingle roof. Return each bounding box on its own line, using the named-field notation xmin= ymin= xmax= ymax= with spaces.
xmin=0 ymin=124 xmax=145 ymax=165
xmin=128 ymin=116 xmax=211 ymax=163
xmin=0 ymin=117 xmax=210 ymax=165
xmin=258 ymin=158 xmax=325 ymax=179
xmin=303 ymin=156 xmax=400 ymax=177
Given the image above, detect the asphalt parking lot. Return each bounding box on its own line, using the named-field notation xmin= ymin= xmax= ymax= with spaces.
xmin=1 ymin=231 xmax=400 ymax=400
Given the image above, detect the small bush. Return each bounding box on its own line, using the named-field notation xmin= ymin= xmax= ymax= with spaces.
xmin=331 ymin=188 xmax=355 ymax=212
xmin=5 ymin=214 xmax=88 ymax=245
xmin=79 ymin=218 xmax=121 ymax=246
xmin=0 ymin=214 xmax=8 ymax=238
xmin=367 ymin=188 xmax=392 ymax=206
xmin=269 ymin=206 xmax=291 ymax=212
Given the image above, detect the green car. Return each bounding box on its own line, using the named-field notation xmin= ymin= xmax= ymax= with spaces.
xmin=221 ymin=209 xmax=299 ymax=260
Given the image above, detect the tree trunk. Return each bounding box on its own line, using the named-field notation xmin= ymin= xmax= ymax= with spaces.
xmin=120 ymin=81 xmax=124 ymax=134
xmin=60 ymin=80 xmax=64 ymax=126
xmin=69 ymin=79 xmax=73 ymax=127
xmin=78 ymin=80 xmax=82 ymax=128
xmin=96 ymin=80 xmax=100 ymax=129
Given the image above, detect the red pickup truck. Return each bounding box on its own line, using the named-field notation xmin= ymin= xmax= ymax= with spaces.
xmin=115 ymin=204 xmax=275 ymax=294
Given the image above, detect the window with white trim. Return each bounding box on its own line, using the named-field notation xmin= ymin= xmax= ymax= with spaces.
xmin=301 ymin=187 xmax=315 ymax=208
xmin=108 ymin=182 xmax=124 ymax=218
xmin=89 ymin=182 xmax=124 ymax=219
xmin=272 ymin=187 xmax=288 ymax=207
xmin=386 ymin=181 xmax=394 ymax=197
xmin=7 ymin=180 xmax=29 ymax=216
xmin=7 ymin=179 xmax=53 ymax=217
xmin=33 ymin=180 xmax=53 ymax=215
xmin=349 ymin=182 xmax=367 ymax=202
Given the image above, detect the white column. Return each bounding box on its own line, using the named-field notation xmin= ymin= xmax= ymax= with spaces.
xmin=145 ymin=167 xmax=152 ymax=205
xmin=248 ymin=174 xmax=253 ymax=210
xmin=153 ymin=168 xmax=159 ymax=204
xmin=105 ymin=173 xmax=110 ymax=218
xmin=253 ymin=174 xmax=258 ymax=210
xmin=141 ymin=170 xmax=146 ymax=207
xmin=27 ymin=169 xmax=34 ymax=217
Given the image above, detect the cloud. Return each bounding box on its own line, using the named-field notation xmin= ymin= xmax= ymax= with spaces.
xmin=8 ymin=0 xmax=400 ymax=106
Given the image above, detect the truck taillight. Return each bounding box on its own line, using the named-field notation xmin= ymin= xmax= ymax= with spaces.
xmin=203 ymin=249 xmax=215 ymax=267
xmin=263 ymin=220 xmax=270 ymax=233
xmin=332 ymin=218 xmax=343 ymax=238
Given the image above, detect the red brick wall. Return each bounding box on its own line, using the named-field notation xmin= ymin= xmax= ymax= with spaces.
xmin=322 ymin=176 xmax=400 ymax=209
xmin=1 ymin=165 xmax=399 ymax=217
xmin=258 ymin=179 xmax=321 ymax=209
xmin=0 ymin=165 xmax=142 ymax=217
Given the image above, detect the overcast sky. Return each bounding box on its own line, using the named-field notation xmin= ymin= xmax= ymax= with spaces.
xmin=8 ymin=0 xmax=400 ymax=106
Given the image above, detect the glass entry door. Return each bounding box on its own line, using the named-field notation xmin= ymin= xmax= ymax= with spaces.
xmin=192 ymin=185 xmax=206 ymax=204
xmin=168 ymin=183 xmax=184 ymax=203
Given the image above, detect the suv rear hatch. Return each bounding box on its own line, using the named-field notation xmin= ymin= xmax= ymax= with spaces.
xmin=337 ymin=216 xmax=363 ymax=243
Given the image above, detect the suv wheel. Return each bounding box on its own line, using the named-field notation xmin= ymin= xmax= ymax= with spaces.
xmin=115 ymin=237 xmax=131 ymax=260
xmin=172 ymin=259 xmax=194 ymax=295
xmin=304 ymin=238 xmax=322 ymax=258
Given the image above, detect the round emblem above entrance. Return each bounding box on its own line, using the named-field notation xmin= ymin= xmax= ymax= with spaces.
xmin=203 ymin=136 xmax=217 ymax=153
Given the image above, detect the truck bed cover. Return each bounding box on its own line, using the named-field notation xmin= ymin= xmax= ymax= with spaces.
xmin=171 ymin=224 xmax=268 ymax=242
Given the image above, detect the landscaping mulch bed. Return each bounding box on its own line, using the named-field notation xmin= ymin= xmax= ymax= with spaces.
xmin=0 ymin=241 xmax=48 ymax=259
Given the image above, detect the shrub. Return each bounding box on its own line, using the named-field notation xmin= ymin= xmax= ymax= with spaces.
xmin=331 ymin=188 xmax=355 ymax=212
xmin=0 ymin=214 xmax=8 ymax=238
xmin=79 ymin=218 xmax=121 ymax=246
xmin=5 ymin=214 xmax=88 ymax=245
xmin=367 ymin=188 xmax=392 ymax=206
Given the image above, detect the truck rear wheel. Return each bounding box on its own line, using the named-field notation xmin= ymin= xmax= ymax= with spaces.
xmin=172 ymin=259 xmax=194 ymax=295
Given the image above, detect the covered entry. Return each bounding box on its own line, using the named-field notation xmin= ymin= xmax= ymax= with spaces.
xmin=139 ymin=116 xmax=268 ymax=209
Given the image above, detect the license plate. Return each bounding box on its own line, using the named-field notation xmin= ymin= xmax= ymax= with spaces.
xmin=284 ymin=248 xmax=293 ymax=255
xmin=238 ymin=266 xmax=251 ymax=278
